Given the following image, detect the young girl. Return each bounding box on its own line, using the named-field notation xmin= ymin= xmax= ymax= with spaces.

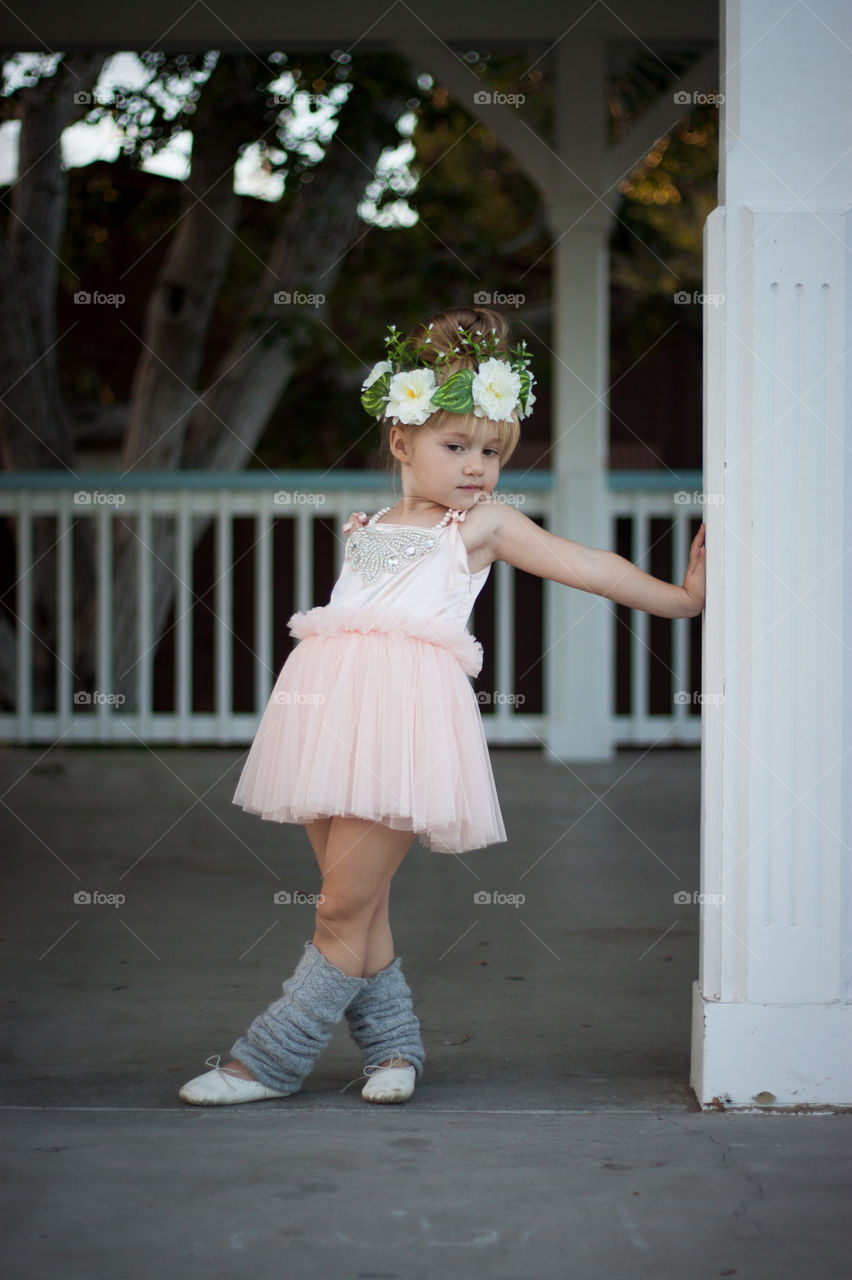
xmin=180 ymin=305 xmax=706 ymax=1107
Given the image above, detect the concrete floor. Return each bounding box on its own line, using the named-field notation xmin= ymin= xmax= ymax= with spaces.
xmin=1 ymin=744 xmax=849 ymax=1279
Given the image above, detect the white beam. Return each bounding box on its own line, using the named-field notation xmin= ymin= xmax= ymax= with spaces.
xmin=391 ymin=36 xmax=554 ymax=195
xmin=604 ymin=46 xmax=719 ymax=192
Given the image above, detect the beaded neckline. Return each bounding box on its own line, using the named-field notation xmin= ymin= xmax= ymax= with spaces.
xmin=369 ymin=505 xmax=456 ymax=531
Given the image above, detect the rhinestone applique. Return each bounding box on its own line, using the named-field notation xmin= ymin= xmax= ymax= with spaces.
xmin=345 ymin=525 xmax=438 ymax=585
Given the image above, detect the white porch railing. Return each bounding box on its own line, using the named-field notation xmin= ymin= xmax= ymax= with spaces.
xmin=0 ymin=470 xmax=704 ymax=750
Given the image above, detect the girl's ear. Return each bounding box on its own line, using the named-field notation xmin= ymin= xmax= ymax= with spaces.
xmin=388 ymin=425 xmax=412 ymax=463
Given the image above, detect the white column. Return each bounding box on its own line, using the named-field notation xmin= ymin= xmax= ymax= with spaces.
xmin=693 ymin=0 xmax=852 ymax=1106
xmin=543 ymin=37 xmax=614 ymax=761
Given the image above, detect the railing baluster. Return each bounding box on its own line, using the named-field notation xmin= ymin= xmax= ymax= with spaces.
xmin=256 ymin=506 xmax=272 ymax=711
xmin=673 ymin=510 xmax=690 ymax=724
xmin=138 ymin=494 xmax=153 ymax=736
xmin=96 ymin=504 xmax=112 ymax=740
xmin=295 ymin=507 xmax=312 ymax=613
xmin=632 ymin=507 xmax=650 ymax=731
xmin=16 ymin=492 xmax=33 ymax=741
xmin=495 ymin=557 xmax=514 ymax=733
xmin=57 ymin=494 xmax=72 ymax=733
xmin=215 ymin=492 xmax=232 ymax=742
xmin=334 ymin=497 xmax=349 ymax=577
xmin=176 ymin=497 xmax=192 ymax=742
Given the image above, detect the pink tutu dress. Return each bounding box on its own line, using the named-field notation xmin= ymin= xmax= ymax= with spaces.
xmin=231 ymin=506 xmax=507 ymax=853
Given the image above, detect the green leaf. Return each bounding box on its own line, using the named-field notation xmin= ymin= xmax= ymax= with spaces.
xmin=361 ymin=372 xmax=390 ymax=417
xmin=430 ymin=368 xmax=474 ymax=413
xmin=519 ymin=367 xmax=532 ymax=411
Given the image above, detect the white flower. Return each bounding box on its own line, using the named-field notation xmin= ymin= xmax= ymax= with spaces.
xmin=362 ymin=360 xmax=392 ymax=391
xmin=471 ymin=357 xmax=521 ymax=423
xmin=385 ymin=367 xmax=437 ymax=425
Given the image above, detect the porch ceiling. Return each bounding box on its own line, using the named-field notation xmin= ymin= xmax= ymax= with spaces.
xmin=0 ymin=2 xmax=718 ymax=50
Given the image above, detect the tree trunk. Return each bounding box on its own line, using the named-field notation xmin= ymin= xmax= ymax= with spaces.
xmin=101 ymin=56 xmax=253 ymax=711
xmin=0 ymin=54 xmax=106 ymax=711
xmin=118 ymin=56 xmax=253 ymax=473
xmin=110 ymin=78 xmax=406 ymax=712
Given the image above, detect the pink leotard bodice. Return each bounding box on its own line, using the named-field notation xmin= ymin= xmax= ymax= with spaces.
xmin=331 ymin=509 xmax=491 ymax=629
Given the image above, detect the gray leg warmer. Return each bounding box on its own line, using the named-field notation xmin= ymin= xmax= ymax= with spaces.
xmin=345 ymin=956 xmax=425 ymax=1080
xmin=231 ymin=941 xmax=368 ymax=1094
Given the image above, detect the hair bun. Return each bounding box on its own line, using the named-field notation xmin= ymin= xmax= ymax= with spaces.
xmin=408 ymin=306 xmax=511 ymax=368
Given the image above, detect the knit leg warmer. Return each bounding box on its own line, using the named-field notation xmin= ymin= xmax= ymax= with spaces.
xmin=231 ymin=941 xmax=368 ymax=1094
xmin=345 ymin=956 xmax=425 ymax=1080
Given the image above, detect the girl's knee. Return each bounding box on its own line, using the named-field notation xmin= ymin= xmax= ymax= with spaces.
xmin=314 ymin=888 xmax=375 ymax=932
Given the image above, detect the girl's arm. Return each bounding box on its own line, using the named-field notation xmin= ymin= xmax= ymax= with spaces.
xmin=490 ymin=505 xmax=705 ymax=619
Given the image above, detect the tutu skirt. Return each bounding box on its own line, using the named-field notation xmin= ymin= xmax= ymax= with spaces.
xmin=232 ymin=601 xmax=507 ymax=854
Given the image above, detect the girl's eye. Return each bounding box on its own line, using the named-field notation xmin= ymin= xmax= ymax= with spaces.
xmin=445 ymin=443 xmax=500 ymax=458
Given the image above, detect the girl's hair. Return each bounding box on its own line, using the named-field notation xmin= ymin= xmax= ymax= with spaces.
xmin=376 ymin=304 xmax=522 ymax=474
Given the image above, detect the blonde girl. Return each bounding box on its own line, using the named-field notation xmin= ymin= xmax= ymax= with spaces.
xmin=180 ymin=305 xmax=705 ymax=1106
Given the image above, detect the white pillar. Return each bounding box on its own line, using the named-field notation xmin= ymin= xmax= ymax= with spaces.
xmin=543 ymin=37 xmax=614 ymax=761
xmin=693 ymin=0 xmax=852 ymax=1106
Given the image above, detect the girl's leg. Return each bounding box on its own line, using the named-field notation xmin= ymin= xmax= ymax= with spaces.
xmin=224 ymin=816 xmax=412 ymax=1081
xmin=311 ymin=816 xmax=413 ymax=975
xmin=306 ymin=818 xmax=395 ymax=976
xmin=305 ymin=822 xmax=424 ymax=1090
xmin=361 ymin=883 xmax=394 ymax=977
xmin=305 ymin=821 xmax=416 ymax=1083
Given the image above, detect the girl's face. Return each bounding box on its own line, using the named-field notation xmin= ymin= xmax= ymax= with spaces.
xmin=391 ymin=419 xmax=503 ymax=510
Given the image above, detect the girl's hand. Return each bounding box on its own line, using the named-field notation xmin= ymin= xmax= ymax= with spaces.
xmin=682 ymin=522 xmax=706 ymax=616
xmin=342 ymin=511 xmax=368 ymax=535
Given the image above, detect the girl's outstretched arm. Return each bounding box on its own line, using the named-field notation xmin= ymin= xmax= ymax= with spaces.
xmin=489 ymin=504 xmax=705 ymax=619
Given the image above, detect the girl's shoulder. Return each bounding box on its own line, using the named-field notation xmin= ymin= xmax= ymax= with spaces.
xmin=457 ymin=496 xmax=505 ymax=569
xmin=460 ymin=495 xmax=544 ymax=570
xmin=464 ymin=495 xmax=509 ymax=535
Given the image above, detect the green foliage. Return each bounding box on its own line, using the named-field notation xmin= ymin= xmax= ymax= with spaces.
xmin=8 ymin=45 xmax=715 ymax=468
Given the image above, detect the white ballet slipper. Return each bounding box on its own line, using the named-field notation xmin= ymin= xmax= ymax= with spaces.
xmin=361 ymin=1059 xmax=416 ymax=1104
xmin=179 ymin=1055 xmax=292 ymax=1106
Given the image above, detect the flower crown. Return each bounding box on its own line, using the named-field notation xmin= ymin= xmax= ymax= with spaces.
xmin=360 ymin=322 xmax=536 ymax=427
